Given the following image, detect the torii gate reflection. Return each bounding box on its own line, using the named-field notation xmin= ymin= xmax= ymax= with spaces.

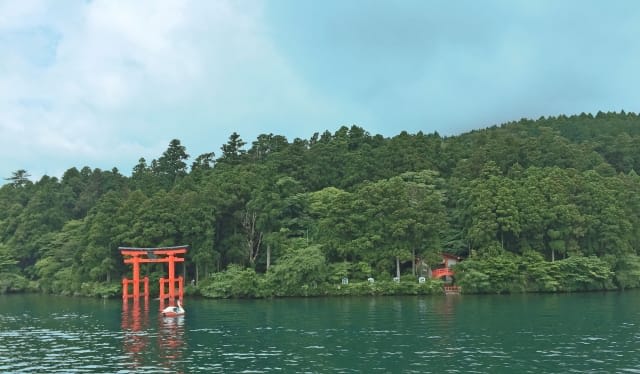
xmin=120 ymin=245 xmax=188 ymax=310
xmin=121 ymin=298 xmax=185 ymax=371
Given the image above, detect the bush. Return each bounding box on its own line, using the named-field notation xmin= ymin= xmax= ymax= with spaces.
xmin=78 ymin=281 xmax=121 ymax=298
xmin=612 ymin=254 xmax=640 ymax=290
xmin=327 ymin=262 xmax=350 ymax=284
xmin=456 ymin=252 xmax=616 ymax=294
xmin=553 ymin=256 xmax=615 ymax=291
xmin=0 ymin=272 xmax=31 ymax=293
xmin=199 ymin=264 xmax=264 ymax=298
xmin=265 ymin=245 xmax=328 ymax=297
xmin=327 ymin=278 xmax=443 ymax=296
xmin=456 ymin=252 xmax=525 ymax=293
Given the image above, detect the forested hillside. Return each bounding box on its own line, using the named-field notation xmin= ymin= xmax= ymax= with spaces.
xmin=1 ymin=111 xmax=640 ymax=297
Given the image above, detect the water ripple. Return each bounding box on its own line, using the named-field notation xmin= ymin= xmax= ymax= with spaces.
xmin=2 ymin=294 xmax=640 ymax=372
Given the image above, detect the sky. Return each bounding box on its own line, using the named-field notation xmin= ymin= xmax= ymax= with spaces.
xmin=2 ymin=0 xmax=640 ymax=182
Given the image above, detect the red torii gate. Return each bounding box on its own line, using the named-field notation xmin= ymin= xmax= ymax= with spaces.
xmin=120 ymin=245 xmax=188 ymax=308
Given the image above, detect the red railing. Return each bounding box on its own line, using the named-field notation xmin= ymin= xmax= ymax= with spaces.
xmin=432 ymin=267 xmax=454 ymax=279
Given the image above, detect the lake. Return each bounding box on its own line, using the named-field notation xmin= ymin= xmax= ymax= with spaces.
xmin=1 ymin=291 xmax=639 ymax=373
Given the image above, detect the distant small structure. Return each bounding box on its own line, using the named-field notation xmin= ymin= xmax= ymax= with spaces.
xmin=431 ymin=253 xmax=461 ymax=279
xmin=444 ymin=285 xmax=461 ymax=295
xmin=442 ymin=253 xmax=461 ymax=268
xmin=431 ymin=253 xmax=462 ymax=294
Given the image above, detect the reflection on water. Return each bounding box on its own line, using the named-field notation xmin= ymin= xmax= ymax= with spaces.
xmin=121 ymin=300 xmax=151 ymax=370
xmin=121 ymin=299 xmax=186 ymax=373
xmin=1 ymin=293 xmax=640 ymax=372
xmin=158 ymin=314 xmax=186 ymax=367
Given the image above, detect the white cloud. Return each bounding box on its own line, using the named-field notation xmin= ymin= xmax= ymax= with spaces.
xmin=6 ymin=1 xmax=637 ymax=182
xmin=0 ymin=0 xmax=333 ymax=180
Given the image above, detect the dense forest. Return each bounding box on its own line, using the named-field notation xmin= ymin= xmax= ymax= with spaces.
xmin=1 ymin=111 xmax=640 ymax=297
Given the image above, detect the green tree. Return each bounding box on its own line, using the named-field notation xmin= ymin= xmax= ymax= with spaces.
xmin=266 ymin=242 xmax=328 ymax=296
xmin=155 ymin=139 xmax=190 ymax=190
xmin=4 ymin=169 xmax=32 ymax=187
xmin=218 ymin=132 xmax=247 ymax=165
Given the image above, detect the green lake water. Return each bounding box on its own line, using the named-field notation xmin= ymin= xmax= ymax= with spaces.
xmin=1 ymin=291 xmax=639 ymax=373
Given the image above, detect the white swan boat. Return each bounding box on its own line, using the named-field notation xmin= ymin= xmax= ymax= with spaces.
xmin=162 ymin=300 xmax=185 ymax=317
